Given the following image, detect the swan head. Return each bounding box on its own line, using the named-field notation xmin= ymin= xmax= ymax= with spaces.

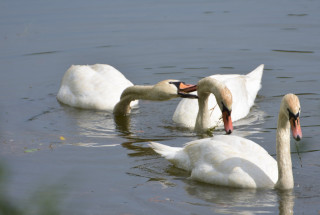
xmin=219 ymin=87 xmax=233 ymax=134
xmin=281 ymin=94 xmax=302 ymax=141
xmin=151 ymin=80 xmax=198 ymax=100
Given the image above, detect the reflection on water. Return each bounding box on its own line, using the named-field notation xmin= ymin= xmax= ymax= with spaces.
xmin=60 ymin=106 xmax=117 ymax=139
xmin=231 ymin=104 xmax=266 ymax=136
xmin=185 ymin=181 xmax=277 ymax=214
xmin=184 ymin=181 xmax=295 ymax=215
xmin=278 ymin=190 xmax=294 ymax=215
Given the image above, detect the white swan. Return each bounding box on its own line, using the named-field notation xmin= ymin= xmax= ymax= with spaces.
xmin=57 ymin=64 xmax=197 ymax=114
xmin=150 ymin=94 xmax=302 ymax=190
xmin=173 ymin=64 xmax=264 ymax=129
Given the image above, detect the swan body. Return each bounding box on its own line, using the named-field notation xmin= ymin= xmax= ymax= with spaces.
xmin=57 ymin=64 xmax=138 ymax=111
xmin=57 ymin=64 xmax=197 ymax=114
xmin=173 ymin=64 xmax=264 ymax=129
xmin=151 ymin=94 xmax=302 ymax=189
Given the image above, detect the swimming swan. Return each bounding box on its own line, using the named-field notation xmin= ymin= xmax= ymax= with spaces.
xmin=57 ymin=64 xmax=197 ymax=115
xmin=173 ymin=64 xmax=264 ymax=129
xmin=150 ymin=94 xmax=302 ymax=189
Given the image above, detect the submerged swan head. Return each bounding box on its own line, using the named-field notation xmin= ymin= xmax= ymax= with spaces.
xmin=280 ymin=94 xmax=302 ymax=141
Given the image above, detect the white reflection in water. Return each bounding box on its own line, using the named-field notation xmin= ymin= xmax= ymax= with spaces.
xmin=60 ymin=106 xmax=118 ymax=139
xmin=214 ymin=105 xmax=266 ymax=138
xmin=58 ymin=106 xmax=124 ymax=147
xmin=184 ymin=181 xmax=294 ymax=215
xmin=72 ymin=142 xmax=120 ymax=147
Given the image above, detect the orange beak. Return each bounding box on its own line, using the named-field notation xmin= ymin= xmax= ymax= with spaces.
xmin=290 ymin=117 xmax=302 ymax=141
xmin=178 ymin=82 xmax=197 ymax=93
xmin=176 ymin=82 xmax=198 ymax=99
xmin=222 ymin=110 xmax=233 ymax=134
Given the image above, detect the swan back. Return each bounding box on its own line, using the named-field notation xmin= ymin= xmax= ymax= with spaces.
xmin=57 ymin=64 xmax=138 ymax=111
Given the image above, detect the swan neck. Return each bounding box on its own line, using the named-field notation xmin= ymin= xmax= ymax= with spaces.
xmin=113 ymin=85 xmax=153 ymax=115
xmin=195 ymin=78 xmax=223 ymax=132
xmin=195 ymin=92 xmax=211 ymax=132
xmin=275 ymin=110 xmax=294 ymax=190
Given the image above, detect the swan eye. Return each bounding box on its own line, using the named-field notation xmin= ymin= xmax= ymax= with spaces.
xmin=288 ymin=108 xmax=299 ymax=119
xmin=169 ymin=81 xmax=180 ymax=89
xmin=222 ymin=102 xmax=231 ymax=115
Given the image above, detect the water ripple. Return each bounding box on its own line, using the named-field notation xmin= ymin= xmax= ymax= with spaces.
xmin=272 ymin=49 xmax=314 ymax=54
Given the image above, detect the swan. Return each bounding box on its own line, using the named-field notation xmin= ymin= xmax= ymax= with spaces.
xmin=150 ymin=94 xmax=302 ymax=190
xmin=173 ymin=64 xmax=264 ymax=129
xmin=57 ymin=64 xmax=197 ymax=114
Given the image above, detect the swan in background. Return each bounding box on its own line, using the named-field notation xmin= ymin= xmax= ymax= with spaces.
xmin=57 ymin=64 xmax=197 ymax=114
xmin=173 ymin=64 xmax=264 ymax=129
xmin=194 ymin=77 xmax=233 ymax=134
xmin=150 ymin=94 xmax=302 ymax=190
xmin=57 ymin=64 xmax=137 ymax=110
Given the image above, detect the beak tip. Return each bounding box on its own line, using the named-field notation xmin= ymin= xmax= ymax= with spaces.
xmin=225 ymin=129 xmax=232 ymax=135
xmin=294 ymin=134 xmax=302 ymax=141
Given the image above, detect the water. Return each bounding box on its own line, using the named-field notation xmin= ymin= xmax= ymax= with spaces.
xmin=1 ymin=0 xmax=320 ymax=214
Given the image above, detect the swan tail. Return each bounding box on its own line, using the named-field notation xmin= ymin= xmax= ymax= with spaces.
xmin=149 ymin=142 xmax=191 ymax=171
xmin=247 ymin=64 xmax=264 ymax=82
xmin=245 ymin=64 xmax=264 ymax=105
xmin=149 ymin=142 xmax=181 ymax=158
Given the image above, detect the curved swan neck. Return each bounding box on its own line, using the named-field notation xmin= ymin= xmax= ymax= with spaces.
xmin=113 ymin=85 xmax=153 ymax=116
xmin=195 ymin=78 xmax=225 ymax=132
xmin=195 ymin=93 xmax=211 ymax=132
xmin=275 ymin=109 xmax=294 ymax=190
